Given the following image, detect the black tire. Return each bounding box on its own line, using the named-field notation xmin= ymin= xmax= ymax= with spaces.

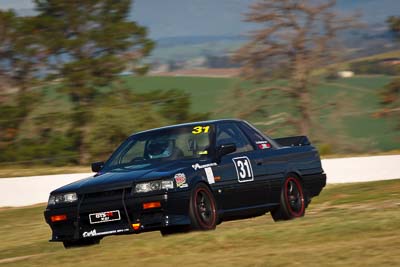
xmin=63 ymin=238 xmax=101 ymax=249
xmin=271 ymin=176 xmax=305 ymax=222
xmin=189 ymin=183 xmax=217 ymax=230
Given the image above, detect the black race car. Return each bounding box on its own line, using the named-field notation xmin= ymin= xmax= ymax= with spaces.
xmin=44 ymin=119 xmax=326 ymax=248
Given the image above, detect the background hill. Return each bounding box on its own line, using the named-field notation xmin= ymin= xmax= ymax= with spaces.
xmin=132 ymin=0 xmax=400 ymax=63
xmin=131 ymin=0 xmax=400 ymax=39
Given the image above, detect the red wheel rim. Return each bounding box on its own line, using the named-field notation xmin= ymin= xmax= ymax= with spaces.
xmin=284 ymin=177 xmax=305 ymax=217
xmin=193 ymin=187 xmax=216 ymax=228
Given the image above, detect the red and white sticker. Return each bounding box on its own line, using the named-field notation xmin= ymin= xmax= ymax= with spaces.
xmin=258 ymin=143 xmax=271 ymax=149
xmin=174 ymin=173 xmax=188 ymax=188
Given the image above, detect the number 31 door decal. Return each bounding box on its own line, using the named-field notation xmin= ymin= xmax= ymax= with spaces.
xmin=232 ymin=156 xmax=254 ymax=183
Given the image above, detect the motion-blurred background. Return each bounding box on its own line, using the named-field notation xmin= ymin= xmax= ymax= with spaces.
xmin=0 ymin=0 xmax=399 ymax=168
xmin=1 ymin=1 xmax=400 ymax=266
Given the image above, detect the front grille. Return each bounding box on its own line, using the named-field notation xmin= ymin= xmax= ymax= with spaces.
xmin=79 ymin=188 xmax=129 ymax=222
xmin=85 ymin=189 xmax=124 ymax=200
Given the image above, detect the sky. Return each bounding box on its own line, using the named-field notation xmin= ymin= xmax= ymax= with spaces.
xmin=131 ymin=0 xmax=255 ymax=38
xmin=0 ymin=0 xmax=255 ymax=38
xmin=0 ymin=0 xmax=34 ymax=9
xmin=1 ymin=0 xmax=400 ymax=39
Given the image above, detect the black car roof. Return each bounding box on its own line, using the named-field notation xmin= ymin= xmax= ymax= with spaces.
xmin=132 ymin=119 xmax=246 ymax=136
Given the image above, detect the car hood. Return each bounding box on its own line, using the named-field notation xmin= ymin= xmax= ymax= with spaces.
xmin=52 ymin=160 xmax=197 ymax=194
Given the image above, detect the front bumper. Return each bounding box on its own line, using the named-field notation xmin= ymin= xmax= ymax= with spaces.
xmin=44 ymin=189 xmax=191 ymax=242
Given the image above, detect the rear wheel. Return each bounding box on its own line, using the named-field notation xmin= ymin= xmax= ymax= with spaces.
xmin=271 ymin=176 xmax=305 ymax=221
xmin=62 ymin=238 xmax=101 ymax=249
xmin=189 ymin=183 xmax=217 ymax=230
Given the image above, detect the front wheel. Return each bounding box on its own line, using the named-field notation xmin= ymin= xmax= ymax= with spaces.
xmin=271 ymin=176 xmax=305 ymax=221
xmin=189 ymin=183 xmax=217 ymax=230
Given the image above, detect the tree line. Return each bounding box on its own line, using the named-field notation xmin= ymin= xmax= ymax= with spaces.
xmin=0 ymin=0 xmax=399 ymax=166
xmin=0 ymin=0 xmax=207 ymax=165
xmin=380 ymin=16 xmax=400 ymax=128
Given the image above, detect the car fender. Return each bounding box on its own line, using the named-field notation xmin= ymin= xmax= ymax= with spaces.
xmin=282 ymin=167 xmax=303 ymax=184
xmin=188 ymin=173 xmax=211 ymax=189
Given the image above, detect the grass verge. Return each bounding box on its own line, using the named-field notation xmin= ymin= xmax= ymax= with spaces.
xmin=0 ymin=165 xmax=91 ymax=178
xmin=0 ymin=179 xmax=399 ymax=266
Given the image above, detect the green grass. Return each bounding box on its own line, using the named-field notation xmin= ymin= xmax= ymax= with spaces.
xmin=1 ymin=179 xmax=400 ymax=266
xmin=315 ymin=75 xmax=398 ymax=151
xmin=121 ymin=75 xmax=240 ymax=113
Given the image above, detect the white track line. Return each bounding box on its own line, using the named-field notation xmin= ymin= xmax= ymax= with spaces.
xmin=0 ymin=173 xmax=92 ymax=207
xmin=323 ymin=155 xmax=400 ymax=183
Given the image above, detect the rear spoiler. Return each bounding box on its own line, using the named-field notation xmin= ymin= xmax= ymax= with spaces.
xmin=274 ymin=136 xmax=311 ymax=147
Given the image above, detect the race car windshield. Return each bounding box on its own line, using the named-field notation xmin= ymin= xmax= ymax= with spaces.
xmin=103 ymin=125 xmax=213 ymax=171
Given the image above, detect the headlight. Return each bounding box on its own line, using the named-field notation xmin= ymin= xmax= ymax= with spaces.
xmin=48 ymin=192 xmax=78 ymax=205
xmin=134 ymin=179 xmax=174 ymax=193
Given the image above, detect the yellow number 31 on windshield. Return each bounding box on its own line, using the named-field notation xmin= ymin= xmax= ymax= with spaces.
xmin=192 ymin=126 xmax=210 ymax=134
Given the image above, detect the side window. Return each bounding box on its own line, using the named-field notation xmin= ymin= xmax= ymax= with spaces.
xmin=216 ymin=123 xmax=253 ymax=153
xmin=123 ymin=141 xmax=146 ymax=162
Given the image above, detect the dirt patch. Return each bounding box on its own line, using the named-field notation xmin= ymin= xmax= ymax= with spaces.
xmin=0 ymin=253 xmax=48 ymax=264
xmin=309 ymin=199 xmax=400 ymax=214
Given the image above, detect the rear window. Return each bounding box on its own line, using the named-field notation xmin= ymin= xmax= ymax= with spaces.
xmin=239 ymin=122 xmax=275 ymax=150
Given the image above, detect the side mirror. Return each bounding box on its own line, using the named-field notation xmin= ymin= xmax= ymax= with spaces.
xmin=91 ymin=161 xmax=104 ymax=173
xmin=216 ymin=143 xmax=236 ymax=162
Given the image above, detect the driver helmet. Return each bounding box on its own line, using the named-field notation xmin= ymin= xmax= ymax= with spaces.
xmin=147 ymin=139 xmax=173 ymax=159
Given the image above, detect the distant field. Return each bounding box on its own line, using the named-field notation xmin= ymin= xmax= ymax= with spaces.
xmin=315 ymin=75 xmax=398 ymax=151
xmin=1 ymin=179 xmax=399 ymax=266
xmin=148 ymin=40 xmax=244 ymax=63
xmin=121 ymin=75 xmax=240 ymax=113
xmin=122 ymin=75 xmax=398 ymax=152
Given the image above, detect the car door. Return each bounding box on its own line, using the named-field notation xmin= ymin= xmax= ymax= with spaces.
xmin=211 ymin=122 xmax=269 ymax=211
xmin=239 ymin=121 xmax=287 ymax=204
